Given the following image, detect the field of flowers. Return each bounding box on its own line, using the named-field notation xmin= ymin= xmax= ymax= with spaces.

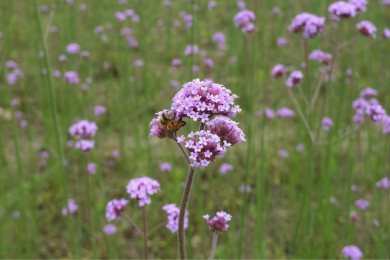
xmin=1 ymin=0 xmax=390 ymax=259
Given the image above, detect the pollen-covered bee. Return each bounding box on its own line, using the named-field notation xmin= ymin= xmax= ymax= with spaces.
xmin=159 ymin=109 xmax=186 ymax=131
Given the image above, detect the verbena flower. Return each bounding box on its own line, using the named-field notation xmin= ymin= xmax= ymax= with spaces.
xmin=376 ymin=177 xmax=390 ymax=189
xmin=309 ymin=50 xmax=332 ymax=64
xmin=355 ymin=199 xmax=369 ymax=210
xmin=279 ymin=150 xmax=289 ymax=159
xmin=285 ymin=71 xmax=303 ymax=87
xmin=159 ymin=162 xmax=171 ymax=172
xmin=184 ymin=45 xmax=199 ymax=56
xmin=115 ymin=12 xmax=126 ymax=22
xmin=288 ymin=13 xmax=325 ymax=38
xmin=382 ymin=28 xmax=390 ymax=38
xmin=356 ymin=20 xmax=377 ymax=38
xmin=271 ymin=64 xmax=286 ymax=78
xmin=106 ymin=198 xmax=129 ymax=221
xmin=328 ymin=1 xmax=357 ymax=18
xmin=296 ymin=144 xmax=304 ymax=152
xmin=204 ymin=58 xmax=214 ymax=69
xmin=103 ymin=224 xmax=117 ymax=235
xmin=277 ymin=37 xmax=287 ymax=47
xmin=348 ymin=0 xmax=367 ymax=12
xmin=162 ymin=204 xmax=188 ymax=233
xmin=237 ymin=1 xmax=245 ymax=9
xmin=59 ymin=54 xmax=67 ymax=63
xmin=126 ymin=177 xmax=161 ymax=207
xmin=342 ymin=245 xmax=363 ymax=260
xmin=66 ymin=43 xmax=80 ymax=54
xmin=322 ymin=117 xmax=334 ymax=132
xmin=62 ymin=199 xmax=78 ymax=216
xmin=64 ymin=71 xmax=80 ymax=84
xmin=238 ymin=185 xmax=251 ymax=193
xmin=365 ymin=104 xmax=386 ymax=123
xmin=94 ymin=105 xmax=107 ymax=117
xmin=69 ymin=120 xmax=98 ymax=139
xmin=276 ymin=107 xmax=295 ymax=118
xmin=134 ymin=60 xmax=144 ymax=67
xmin=208 ymin=1 xmax=217 ymax=9
xmin=206 ymin=116 xmax=246 ymax=145
xmin=87 ymin=163 xmax=97 ymax=174
xmin=171 ymin=79 xmax=241 ymax=122
xmin=359 ymin=87 xmax=377 ymax=99
xmin=203 ymin=211 xmax=232 ymax=232
xmin=233 ymin=10 xmax=255 ymax=28
xmin=111 ymin=150 xmax=120 ymax=158
xmin=6 ymin=60 xmax=18 ymax=69
xmin=94 ymin=26 xmax=104 ymax=34
xmin=212 ymin=32 xmax=226 ymax=50
xmin=242 ymin=23 xmax=255 ymax=34
xmin=75 ymin=140 xmax=95 ymax=152
xmin=372 ymin=219 xmax=380 ymax=227
xmin=172 ymin=59 xmax=182 ymax=67
xmin=219 ymin=163 xmax=233 ymax=174
xmin=350 ymin=211 xmax=359 ymax=222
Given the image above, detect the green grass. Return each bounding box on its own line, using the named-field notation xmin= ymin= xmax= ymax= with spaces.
xmin=0 ymin=0 xmax=389 ymax=259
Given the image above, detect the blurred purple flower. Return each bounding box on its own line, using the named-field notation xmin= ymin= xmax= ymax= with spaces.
xmin=285 ymin=71 xmax=303 ymax=87
xmin=203 ymin=211 xmax=232 ymax=232
xmin=62 ymin=199 xmax=78 ymax=216
xmin=20 ymin=120 xmax=28 ymax=128
xmin=372 ymin=219 xmax=380 ymax=227
xmin=160 ymin=162 xmax=171 ymax=172
xmin=103 ymin=224 xmax=117 ymax=235
xmin=69 ymin=120 xmax=98 ymax=139
xmin=87 ymin=163 xmax=97 ymax=174
xmin=322 ymin=117 xmax=334 ymax=132
xmin=271 ymin=64 xmax=286 ymax=78
xmin=277 ymin=37 xmax=287 ymax=47
xmin=288 ymin=13 xmax=325 ymax=38
xmin=94 ymin=105 xmax=107 ymax=117
xmin=296 ymin=144 xmax=304 ymax=152
xmin=115 ymin=12 xmax=126 ymax=22
xmin=279 ymin=150 xmax=289 ymax=159
xmin=356 ymin=20 xmax=376 ymax=38
xmin=219 ymin=163 xmax=233 ymax=174
xmin=204 ymin=58 xmax=214 ymax=69
xmin=111 ymin=150 xmax=120 ymax=158
xmin=237 ymin=1 xmax=245 ymax=9
xmin=355 ymin=199 xmax=369 ymax=210
xmin=234 ymin=10 xmax=255 ymax=28
xmin=64 ymin=71 xmax=80 ymax=84
xmin=126 ymin=177 xmax=160 ymax=207
xmin=238 ymin=185 xmax=251 ymax=193
xmin=382 ymin=28 xmax=390 ymax=38
xmin=75 ymin=140 xmax=95 ymax=152
xmin=134 ymin=59 xmax=144 ymax=67
xmin=66 ymin=43 xmax=80 ymax=54
xmin=328 ymin=1 xmax=357 ymax=18
xmin=342 ymin=245 xmax=363 ymax=260
xmin=106 ymin=198 xmax=128 ymax=221
xmin=163 ymin=204 xmax=188 ymax=233
xmin=184 ymin=45 xmax=199 ymax=56
xmin=208 ymin=1 xmax=217 ymax=9
xmin=348 ymin=0 xmax=367 ymax=12
xmin=376 ymin=177 xmax=390 ymax=189
xmin=276 ymin=107 xmax=295 ymax=118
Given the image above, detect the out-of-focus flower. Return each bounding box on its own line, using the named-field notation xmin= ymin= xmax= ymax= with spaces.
xmin=40 ymin=151 xmax=49 ymax=158
xmin=172 ymin=59 xmax=182 ymax=67
xmin=288 ymin=13 xmax=325 ymax=38
xmin=59 ymin=54 xmax=67 ymax=63
xmin=51 ymin=26 xmax=58 ymax=33
xmin=234 ymin=10 xmax=255 ymax=28
xmin=273 ymin=7 xmax=281 ymax=14
xmin=163 ymin=0 xmax=172 ymax=7
xmin=94 ymin=105 xmax=107 ymax=117
xmin=126 ymin=177 xmax=160 ymax=207
xmin=69 ymin=120 xmax=98 ymax=139
xmin=309 ymin=50 xmax=332 ymax=64
xmin=285 ymin=71 xmax=303 ymax=87
xmin=20 ymin=120 xmax=28 ymax=128
xmin=134 ymin=59 xmax=144 ymax=67
xmin=383 ymin=0 xmax=390 ymax=4
xmin=348 ymin=0 xmax=367 ymax=12
xmin=355 ymin=199 xmax=369 ymax=210
xmin=350 ymin=211 xmax=359 ymax=222
xmin=376 ymin=177 xmax=390 ymax=189
xmin=212 ymin=32 xmax=226 ymax=50
xmin=39 ymin=5 xmax=49 ymax=12
xmin=115 ymin=12 xmax=126 ymax=22
xmin=366 ymin=104 xmax=386 ymax=123
xmin=120 ymin=27 xmax=132 ymax=36
xmin=237 ymin=1 xmax=245 ymax=9
xmin=203 ymin=211 xmax=232 ymax=232
xmin=382 ymin=28 xmax=390 ymax=38
xmin=208 ymin=1 xmax=217 ymax=9
xmin=80 ymin=3 xmax=87 ymax=11
xmin=264 ymin=108 xmax=275 ymax=119
xmin=103 ymin=224 xmax=117 ymax=235
xmin=330 ymin=197 xmax=338 ymax=204
xmin=160 ymin=162 xmax=171 ymax=172
xmin=360 ymin=87 xmax=377 ymax=99
xmin=372 ymin=219 xmax=380 ymax=227
xmin=12 ymin=211 xmax=20 ymax=219
xmin=170 ymin=80 xmax=180 ymax=89
xmin=322 ymin=117 xmax=334 ymax=132
xmin=127 ymin=36 xmax=139 ymax=48
xmin=64 ymin=71 xmax=80 ymax=84
xmin=94 ymin=26 xmax=104 ymax=34
xmin=238 ymin=185 xmax=251 ymax=193
xmin=111 ymin=150 xmax=120 ymax=158
xmin=75 ymin=140 xmax=95 ymax=152
xmin=192 ymin=65 xmax=200 ymax=73
xmin=351 ymin=185 xmax=357 ymax=192
xmin=66 ymin=43 xmax=80 ymax=54
xmin=277 ymin=37 xmax=287 ymax=47
xmin=271 ymin=64 xmax=286 ymax=78
xmin=219 ymin=163 xmax=233 ymax=174
xmin=67 ymin=140 xmax=74 ymax=148
xmin=279 ymin=150 xmax=289 ymax=159
xmin=53 ymin=70 xmax=62 ymax=78
xmin=184 ymin=45 xmax=199 ymax=55
xmin=342 ymin=245 xmax=363 ymax=260
xmin=6 ymin=60 xmax=18 ymax=69
xmin=106 ymin=198 xmax=129 ymax=221
xmin=204 ymin=58 xmax=214 ymax=69
xmin=11 ymin=99 xmax=19 ymax=106
xmin=296 ymin=144 xmax=304 ymax=152
xmin=356 ymin=21 xmax=376 ymax=38
xmin=62 ymin=199 xmax=78 ymax=216
xmin=328 ymin=1 xmax=357 ymax=19
xmin=162 ymin=204 xmax=188 ymax=233
xmin=81 ymin=51 xmax=90 ymax=59
xmin=276 ymin=107 xmax=295 ymax=118
xmin=87 ymin=163 xmax=97 ymax=174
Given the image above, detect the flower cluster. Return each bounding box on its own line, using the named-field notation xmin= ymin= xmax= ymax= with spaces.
xmin=62 ymin=199 xmax=78 ymax=216
xmin=162 ymin=204 xmax=188 ymax=233
xmin=271 ymin=64 xmax=287 ymax=78
xmin=328 ymin=1 xmax=357 ymax=19
xmin=66 ymin=43 xmax=80 ymax=54
xmin=356 ymin=21 xmax=377 ymax=38
xmin=171 ymin=79 xmax=241 ymax=122
xmin=6 ymin=61 xmax=24 ymax=85
xmin=322 ymin=117 xmax=334 ymax=132
xmin=348 ymin=0 xmax=367 ymax=12
xmin=160 ymin=162 xmax=171 ymax=172
xmin=212 ymin=32 xmax=226 ymax=50
xmin=354 ymin=199 xmax=369 ymax=210
xmin=106 ymin=198 xmax=129 ymax=221
xmin=64 ymin=71 xmax=80 ymax=84
xmin=342 ymin=245 xmax=363 ymax=260
xmin=233 ymin=10 xmax=255 ymax=34
xmin=276 ymin=107 xmax=295 ymax=118
xmin=103 ymin=224 xmax=117 ymax=235
xmin=376 ymin=177 xmax=390 ymax=189
xmin=288 ymin=13 xmax=325 ymax=38
xmin=285 ymin=71 xmax=303 ymax=87
xmin=309 ymin=50 xmax=332 ymax=65
xmin=69 ymin=120 xmax=98 ymax=152
xmin=203 ymin=211 xmax=232 ymax=232
xmin=184 ymin=45 xmax=199 ymax=56
xmin=219 ymin=163 xmax=233 ymax=174
xmin=352 ymin=87 xmax=386 ymax=125
xmin=126 ymin=177 xmax=161 ymax=207
xmin=206 ymin=116 xmax=246 ymax=146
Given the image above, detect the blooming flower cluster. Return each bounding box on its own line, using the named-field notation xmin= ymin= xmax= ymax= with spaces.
xmin=206 ymin=116 xmax=245 ymax=146
xmin=62 ymin=199 xmax=78 ymax=216
xmin=328 ymin=1 xmax=357 ymax=19
xmin=277 ymin=37 xmax=287 ymax=47
xmin=184 ymin=45 xmax=199 ymax=56
xmin=376 ymin=177 xmax=390 ymax=189
xmin=383 ymin=28 xmax=390 ymax=38
xmin=212 ymin=32 xmax=226 ymax=50
xmin=233 ymin=10 xmax=255 ymax=34
xmin=126 ymin=177 xmax=161 ymax=207
xmin=309 ymin=50 xmax=332 ymax=65
xmin=356 ymin=20 xmax=377 ymax=38
xmin=322 ymin=117 xmax=334 ymax=132
xmin=203 ymin=211 xmax=232 ymax=232
xmin=285 ymin=71 xmax=303 ymax=87
xmin=69 ymin=120 xmax=98 ymax=152
xmin=94 ymin=105 xmax=107 ymax=117
xmin=219 ymin=163 xmax=233 ymax=174
xmin=66 ymin=43 xmax=80 ymax=54
xmin=171 ymin=79 xmax=241 ymax=122
xmin=162 ymin=204 xmax=188 ymax=233
xmin=288 ymin=13 xmax=325 ymax=38
xmin=351 ymin=87 xmax=387 ymax=125
xmin=348 ymin=0 xmax=367 ymax=12
xmin=103 ymin=224 xmax=117 ymax=235
xmin=342 ymin=245 xmax=363 ymax=260
xmin=354 ymin=199 xmax=369 ymax=210
xmin=106 ymin=198 xmax=129 ymax=221
xmin=64 ymin=71 xmax=80 ymax=84
xmin=276 ymin=107 xmax=295 ymax=118
xmin=6 ymin=61 xmax=24 ymax=85
xmin=160 ymin=162 xmax=171 ymax=172
xmin=271 ymin=64 xmax=287 ymax=78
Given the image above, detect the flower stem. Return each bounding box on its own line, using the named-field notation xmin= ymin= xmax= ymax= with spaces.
xmin=142 ymin=207 xmax=148 ymax=259
xmin=209 ymin=232 xmax=219 ymax=260
xmin=147 ymin=221 xmax=168 ymax=237
xmin=303 ymin=38 xmax=312 ymax=100
xmin=122 ymin=214 xmax=144 ymax=236
xmin=178 ymin=166 xmax=196 ymax=260
xmin=176 ymin=141 xmax=191 ymax=165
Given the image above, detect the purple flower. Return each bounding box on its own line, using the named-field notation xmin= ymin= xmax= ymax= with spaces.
xmin=172 ymin=59 xmax=182 ymax=67
xmin=356 ymin=21 xmax=376 ymax=38
xmin=81 ymin=51 xmax=90 ymax=59
xmin=163 ymin=0 xmax=172 ymax=7
xmin=208 ymin=1 xmax=217 ymax=9
xmin=383 ymin=28 xmax=390 ymax=38
xmin=277 ymin=37 xmax=287 ymax=47
xmin=66 ymin=43 xmax=80 ymax=54
xmin=309 ymin=50 xmax=332 ymax=65
xmin=192 ymin=65 xmax=200 ymax=73
xmin=59 ymin=54 xmax=67 ymax=63
xmin=203 ymin=211 xmax=232 ymax=232
xmin=238 ymin=185 xmax=251 ymax=193
xmin=162 ymin=204 xmax=188 ymax=233
xmin=64 ymin=71 xmax=80 ymax=84
xmin=51 ymin=26 xmax=58 ymax=33
xmin=373 ymin=219 xmax=380 ymax=227
xmin=219 ymin=163 xmax=233 ymax=174
xmin=330 ymin=197 xmax=338 ymax=204
xmin=106 ymin=198 xmax=129 ymax=221
xmin=94 ymin=105 xmax=107 ymax=117
xmin=376 ymin=177 xmax=390 ymax=189
xmin=171 ymin=79 xmax=241 ymax=121
xmin=126 ymin=177 xmax=160 ymax=207
xmin=115 ymin=12 xmax=126 ymax=22
xmin=206 ymin=116 xmax=246 ymax=146
xmin=328 ymin=1 xmax=357 ymax=19
xmin=94 ymin=26 xmax=104 ymax=34
xmin=276 ymin=107 xmax=295 ymax=118
xmin=233 ymin=10 xmax=255 ymax=28
xmin=160 ymin=162 xmax=171 ymax=172
xmin=80 ymin=3 xmax=87 ymax=11
xmin=342 ymin=245 xmax=363 ymax=260
xmin=279 ymin=150 xmax=289 ymax=159
xmin=62 ymin=199 xmax=78 ymax=216
xmin=103 ymin=224 xmax=117 ymax=235
xmin=322 ymin=117 xmax=334 ymax=132
xmin=271 ymin=64 xmax=286 ymax=78
xmin=359 ymin=87 xmax=377 ymax=99
xmin=120 ymin=27 xmax=132 ymax=36
xmin=285 ymin=71 xmax=303 ymax=87
xmin=242 ymin=22 xmax=255 ymax=34
xmin=15 ymin=111 xmax=23 ymax=118
xmin=20 ymin=120 xmax=28 ymax=128
xmin=75 ymin=140 xmax=95 ymax=152
xmin=383 ymin=116 xmax=390 ymax=134
xmin=184 ymin=45 xmax=199 ymax=56
xmin=384 ymin=0 xmax=390 ymax=4
xmin=348 ymin=0 xmax=367 ymax=12
xmin=40 ymin=5 xmax=49 ymax=12
xmin=237 ymin=1 xmax=245 ymax=9
xmin=170 ymin=80 xmax=180 ymax=90
xmin=40 ymin=151 xmax=49 ymax=158
xmin=127 ymin=36 xmax=139 ymax=48
xmin=212 ymin=32 xmax=226 ymax=48
xmin=288 ymin=13 xmax=325 ymax=38
xmin=53 ymin=70 xmax=62 ymax=78
xmin=204 ymin=58 xmax=214 ymax=69
xmin=111 ymin=150 xmax=120 ymax=158
xmin=11 ymin=99 xmax=19 ymax=106
xmin=134 ymin=59 xmax=144 ymax=67
xmin=87 ymin=163 xmax=97 ymax=174
xmin=355 ymin=199 xmax=369 ymax=210
xmin=366 ymin=104 xmax=386 ymax=123
xmin=296 ymin=144 xmax=304 ymax=152
xmin=124 ymin=9 xmax=135 ymax=17
xmin=149 ymin=112 xmax=169 ymax=139
xmin=69 ymin=120 xmax=98 ymax=139
xmin=6 ymin=60 xmax=18 ymax=69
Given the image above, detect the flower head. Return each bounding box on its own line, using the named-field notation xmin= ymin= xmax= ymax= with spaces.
xmin=62 ymin=199 xmax=78 ymax=216
xmin=64 ymin=71 xmax=80 ymax=84
xmin=203 ymin=211 xmax=232 ymax=232
xmin=271 ymin=64 xmax=286 ymax=78
xmin=382 ymin=28 xmax=390 ymax=39
xmin=342 ymin=245 xmax=363 ymax=260
xmin=94 ymin=105 xmax=107 ymax=117
xmin=171 ymin=79 xmax=241 ymax=122
xmin=66 ymin=43 xmax=80 ymax=54
xmin=328 ymin=1 xmax=357 ymax=19
xmin=103 ymin=224 xmax=117 ymax=235
xmin=309 ymin=50 xmax=332 ymax=65
xmin=276 ymin=107 xmax=295 ymax=118
xmin=348 ymin=0 xmax=367 ymax=12
xmin=356 ymin=21 xmax=376 ymax=38
xmin=366 ymin=104 xmax=386 ymax=123
xmin=277 ymin=37 xmax=287 ymax=47
xmin=322 ymin=117 xmax=334 ymax=132
xmin=376 ymin=177 xmax=390 ymax=189
xmin=75 ymin=140 xmax=95 ymax=152
xmin=69 ymin=120 xmax=98 ymax=139
xmin=184 ymin=45 xmax=199 ymax=56
xmin=106 ymin=198 xmax=129 ymax=221
xmin=172 ymin=59 xmax=182 ymax=67
xmin=126 ymin=177 xmax=160 ymax=207
xmin=355 ymin=199 xmax=369 ymax=210
xmin=87 ymin=163 xmax=97 ymax=174
xmin=162 ymin=204 xmax=188 ymax=233
xmin=288 ymin=13 xmax=325 ymax=38
xmin=285 ymin=71 xmax=303 ymax=87
xmin=206 ymin=116 xmax=245 ymax=146
xmin=234 ymin=10 xmax=255 ymax=28
xmin=219 ymin=163 xmax=233 ymax=174
xmin=160 ymin=162 xmax=171 ymax=172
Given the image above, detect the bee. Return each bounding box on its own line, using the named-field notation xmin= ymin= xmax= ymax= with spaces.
xmin=159 ymin=110 xmax=186 ymax=131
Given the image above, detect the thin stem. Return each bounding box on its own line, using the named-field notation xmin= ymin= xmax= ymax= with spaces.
xmin=175 ymin=141 xmax=191 ymax=165
xmin=147 ymin=221 xmax=168 ymax=237
xmin=297 ymin=84 xmax=310 ymax=108
xmin=178 ymin=167 xmax=196 ymax=260
xmin=44 ymin=9 xmax=55 ymax=42
xmin=286 ymin=87 xmax=314 ymax=142
xmin=337 ymin=35 xmax=360 ymax=51
xmin=310 ymin=73 xmax=325 ymax=109
xmin=122 ymin=214 xmax=144 ymax=236
xmin=199 ymin=122 xmax=205 ymax=131
xmin=142 ymin=207 xmax=148 ymax=260
xmin=209 ymin=232 xmax=219 ymax=260
xmin=303 ymin=39 xmax=312 ymax=100
xmin=315 ymin=120 xmax=369 ymax=146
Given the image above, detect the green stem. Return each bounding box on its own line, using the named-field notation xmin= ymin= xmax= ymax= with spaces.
xmin=209 ymin=232 xmax=219 ymax=260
